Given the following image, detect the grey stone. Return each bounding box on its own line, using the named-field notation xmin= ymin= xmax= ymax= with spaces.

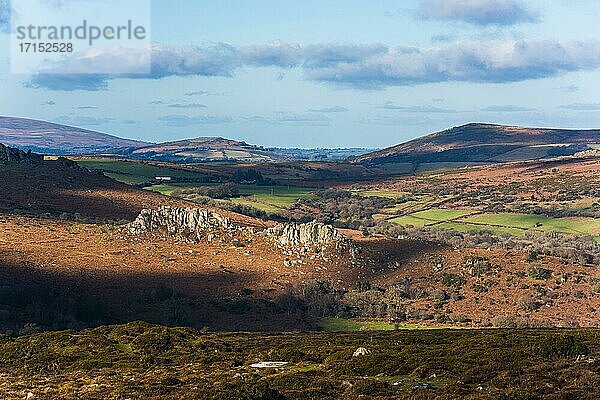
xmin=127 ymin=207 xmax=235 ymax=241
xmin=0 ymin=144 xmax=43 ymax=164
xmin=352 ymin=347 xmax=371 ymax=357
xmin=264 ymin=220 xmax=347 ymax=252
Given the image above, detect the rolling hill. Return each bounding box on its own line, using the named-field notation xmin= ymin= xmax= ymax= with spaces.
xmin=0 ymin=116 xmax=148 ymax=155
xmin=350 ymin=123 xmax=600 ymax=166
xmin=0 ymin=116 xmax=372 ymax=162
xmin=130 ymin=137 xmax=291 ymax=163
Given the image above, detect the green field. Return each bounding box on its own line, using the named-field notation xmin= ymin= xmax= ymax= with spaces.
xmin=145 ymin=183 xmax=217 ymax=196
xmin=318 ymin=318 xmax=461 ymax=332
xmin=410 ymin=208 xmax=475 ymax=222
xmin=435 ymin=222 xmax=527 ymax=236
xmin=236 ymin=186 xmax=315 ymax=208
xmin=147 ymin=183 xmax=315 ymax=212
xmin=462 ymin=213 xmax=600 ymax=236
xmin=75 ymin=158 xmax=206 ymax=185
xmin=231 ymin=197 xmax=284 ymax=213
xmin=317 ymin=318 xmax=396 ymax=331
xmin=76 ymin=158 xmax=314 ymax=211
xmin=389 ymin=215 xmax=430 ymax=227
xmin=389 ymin=208 xmax=476 ymax=228
xmin=231 ymin=186 xmax=315 ymax=212
xmin=391 ymin=207 xmax=600 ymax=239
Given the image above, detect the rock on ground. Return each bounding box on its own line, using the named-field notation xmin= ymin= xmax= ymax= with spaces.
xmin=127 ymin=207 xmax=235 ymax=241
xmin=264 ymin=220 xmax=347 ymax=252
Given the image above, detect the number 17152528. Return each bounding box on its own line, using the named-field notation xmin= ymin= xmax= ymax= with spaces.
xmin=19 ymin=42 xmax=74 ymax=53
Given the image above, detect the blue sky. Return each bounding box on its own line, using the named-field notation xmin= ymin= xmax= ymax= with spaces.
xmin=1 ymin=0 xmax=600 ymax=147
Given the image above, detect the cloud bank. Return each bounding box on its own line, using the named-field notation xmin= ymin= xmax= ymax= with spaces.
xmin=560 ymin=103 xmax=600 ymax=111
xmin=56 ymin=116 xmax=114 ymax=126
xmin=27 ymin=39 xmax=600 ymax=91
xmin=377 ymin=102 xmax=458 ymax=113
xmin=307 ymin=106 xmax=349 ymax=113
xmin=167 ymin=103 xmax=207 ymax=109
xmin=243 ymin=112 xmax=332 ymax=127
xmin=481 ymin=105 xmax=536 ymax=112
xmin=415 ymin=0 xmax=539 ymax=26
xmin=158 ymin=115 xmax=232 ymax=127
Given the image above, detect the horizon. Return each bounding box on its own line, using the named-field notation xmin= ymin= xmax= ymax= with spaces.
xmin=5 ymin=114 xmax=600 ymax=150
xmin=1 ymin=0 xmax=600 ymax=147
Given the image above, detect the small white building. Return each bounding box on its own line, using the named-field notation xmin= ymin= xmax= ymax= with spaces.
xmin=155 ymin=176 xmax=172 ymax=182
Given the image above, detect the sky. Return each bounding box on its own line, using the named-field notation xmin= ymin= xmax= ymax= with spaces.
xmin=1 ymin=0 xmax=600 ymax=148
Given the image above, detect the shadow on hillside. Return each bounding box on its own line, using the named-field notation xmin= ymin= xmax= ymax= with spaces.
xmin=0 ymin=161 xmax=171 ymax=222
xmin=0 ymin=259 xmax=315 ymax=334
xmin=349 ymin=239 xmax=447 ymax=280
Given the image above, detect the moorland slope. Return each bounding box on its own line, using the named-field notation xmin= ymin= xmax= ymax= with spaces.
xmin=351 ymin=123 xmax=600 ymax=165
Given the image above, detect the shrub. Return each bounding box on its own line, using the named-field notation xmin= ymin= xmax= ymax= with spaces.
xmin=527 ymin=266 xmax=552 ymax=281
xmin=517 ymin=295 xmax=542 ymax=311
xmin=451 ymin=314 xmax=471 ymax=323
xmin=464 ymin=256 xmax=492 ymax=277
xmin=19 ymin=323 xmax=41 ymax=336
xmin=532 ymin=335 xmax=589 ymax=360
xmin=173 ymin=183 xmax=239 ymax=199
xmin=442 ymin=273 xmax=467 ymax=289
xmin=472 ymin=284 xmax=489 ymax=293
xmin=526 ymin=250 xmax=539 ymax=262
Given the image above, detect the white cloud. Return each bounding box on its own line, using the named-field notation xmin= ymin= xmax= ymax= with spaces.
xmin=307 ymin=106 xmax=349 ymax=113
xmin=56 ymin=116 xmax=113 ymax=126
xmin=158 ymin=115 xmax=233 ymax=127
xmin=481 ymin=105 xmax=536 ymax=112
xmin=560 ymin=103 xmax=600 ymax=111
xmin=376 ymin=102 xmax=458 ymax=113
xmin=415 ymin=0 xmax=539 ymax=26
xmin=27 ymin=39 xmax=600 ymax=91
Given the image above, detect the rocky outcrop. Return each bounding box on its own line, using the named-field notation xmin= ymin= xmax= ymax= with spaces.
xmin=55 ymin=156 xmax=81 ymax=169
xmin=264 ymin=221 xmax=348 ymax=253
xmin=127 ymin=207 xmax=235 ymax=241
xmin=126 ymin=208 xmax=352 ymax=257
xmin=0 ymin=144 xmax=43 ymax=164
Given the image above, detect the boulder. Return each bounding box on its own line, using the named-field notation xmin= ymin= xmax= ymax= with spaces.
xmin=249 ymin=361 xmax=289 ymax=368
xmin=127 ymin=207 xmax=235 ymax=241
xmin=352 ymin=347 xmax=371 ymax=357
xmin=0 ymin=144 xmax=43 ymax=164
xmin=264 ymin=220 xmax=347 ymax=252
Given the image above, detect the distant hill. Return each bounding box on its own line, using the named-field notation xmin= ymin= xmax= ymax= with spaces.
xmin=0 ymin=116 xmax=148 ymax=155
xmin=131 ymin=138 xmax=374 ymax=163
xmin=0 ymin=116 xmax=372 ymax=162
xmin=130 ymin=137 xmax=291 ymax=163
xmin=350 ymin=123 xmax=600 ymax=166
xmin=271 ymin=147 xmax=376 ymax=161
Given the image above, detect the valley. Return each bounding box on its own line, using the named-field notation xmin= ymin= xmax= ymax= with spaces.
xmin=3 ymin=0 xmax=598 ymax=397
xmin=3 ymin=122 xmax=600 ymax=399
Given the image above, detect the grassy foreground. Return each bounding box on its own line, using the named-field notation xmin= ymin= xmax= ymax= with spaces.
xmin=1 ymin=322 xmax=599 ymax=399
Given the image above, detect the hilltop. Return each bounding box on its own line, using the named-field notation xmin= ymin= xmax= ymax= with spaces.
xmin=0 ymin=116 xmax=148 ymax=155
xmin=350 ymin=123 xmax=600 ymax=166
xmin=130 ymin=136 xmax=291 ymax=163
xmin=0 ymin=116 xmax=372 ymax=162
